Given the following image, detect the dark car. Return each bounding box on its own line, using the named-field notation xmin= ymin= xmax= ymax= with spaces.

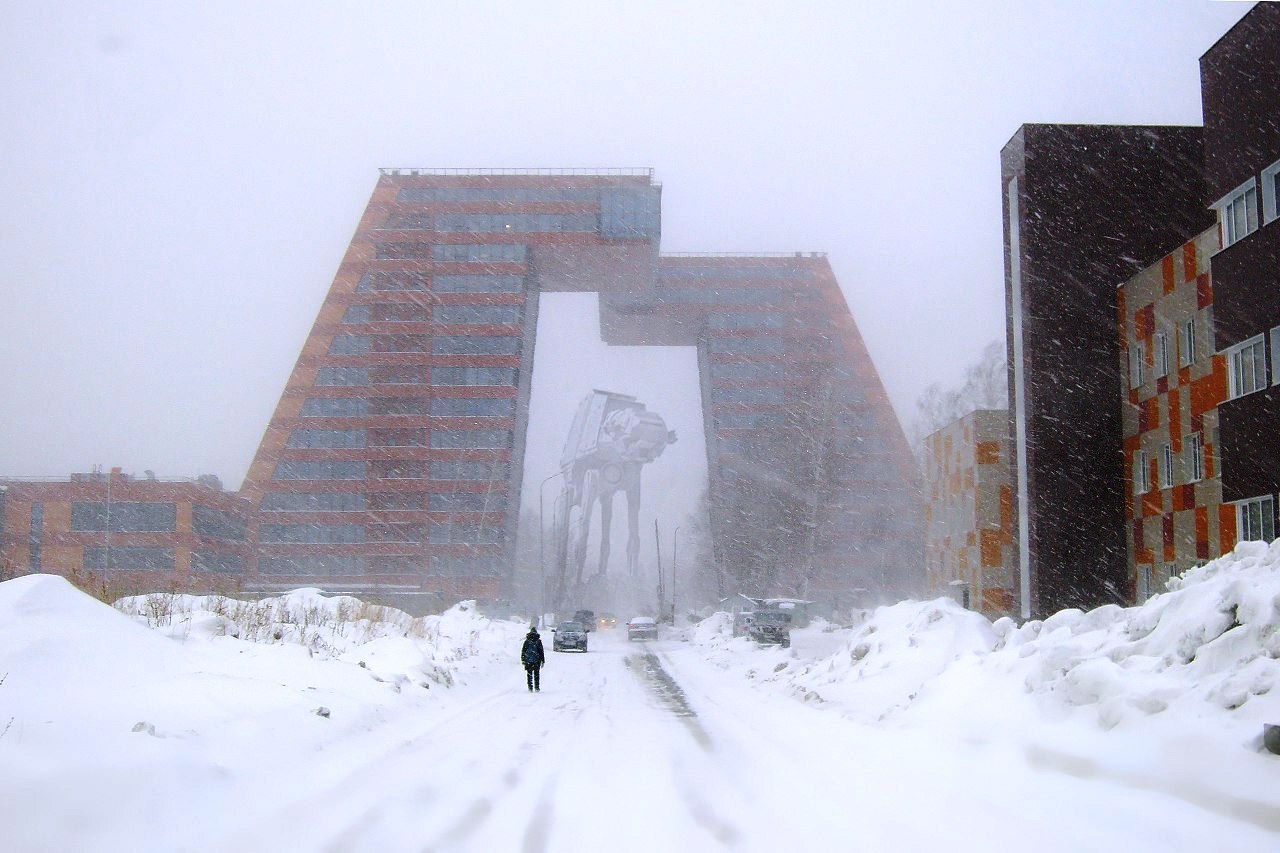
xmin=553 ymin=621 xmax=589 ymax=652
xmin=596 ymin=612 xmax=618 ymax=630
xmin=745 ymin=609 xmax=791 ymax=648
xmin=627 ymin=616 xmax=658 ymax=641
xmin=573 ymin=609 xmax=596 ymax=632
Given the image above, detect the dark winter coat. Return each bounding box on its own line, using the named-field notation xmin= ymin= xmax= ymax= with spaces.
xmin=521 ymin=630 xmax=545 ymax=667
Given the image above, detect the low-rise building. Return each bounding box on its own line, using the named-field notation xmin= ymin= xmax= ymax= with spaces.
xmin=0 ymin=468 xmax=251 ymax=597
xmin=922 ymin=409 xmax=1016 ymax=618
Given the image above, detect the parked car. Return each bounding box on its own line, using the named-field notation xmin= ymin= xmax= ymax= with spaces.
xmin=597 ymin=613 xmax=618 ymax=630
xmin=745 ymin=609 xmax=791 ymax=648
xmin=627 ymin=616 xmax=658 ymax=641
xmin=552 ymin=621 xmax=589 ymax=652
xmin=573 ymin=609 xmax=596 ymax=632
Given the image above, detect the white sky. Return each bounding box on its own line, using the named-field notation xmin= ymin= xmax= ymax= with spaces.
xmin=0 ymin=1 xmax=1253 ymax=505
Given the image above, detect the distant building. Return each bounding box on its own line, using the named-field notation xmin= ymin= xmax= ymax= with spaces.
xmin=922 ymin=410 xmax=1016 ymax=618
xmin=238 ymin=170 xmax=921 ymax=610
xmin=0 ymin=468 xmax=250 ymax=595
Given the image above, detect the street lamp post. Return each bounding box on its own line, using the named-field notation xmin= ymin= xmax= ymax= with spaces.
xmin=537 ymin=471 xmax=564 ymax=629
xmin=671 ymin=525 xmax=681 ymax=625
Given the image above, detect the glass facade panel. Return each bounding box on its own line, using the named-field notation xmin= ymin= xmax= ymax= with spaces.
xmin=371 ymin=366 xmax=430 ymax=385
xmin=430 ymin=429 xmax=513 ymax=449
xmin=369 ymin=397 xmax=429 ymax=415
xmin=71 ymin=501 xmax=176 ymax=533
xmin=432 ymin=275 xmax=524 ymax=293
xmin=710 ymin=388 xmax=785 ymax=404
xmin=273 ymin=461 xmax=366 ymax=480
xmin=259 ymin=523 xmax=365 ymax=544
xmin=431 ymin=336 xmax=521 ymax=355
xmin=430 ymin=460 xmax=509 ymax=480
xmin=428 ymin=493 xmax=508 ymax=512
xmin=192 ymin=505 xmax=247 ymax=541
xmin=341 ymin=306 xmax=372 ymax=324
xmin=433 ymin=305 xmax=522 ymax=324
xmin=435 ymin=213 xmax=597 ymax=233
xmin=357 ymin=272 xmax=430 ymax=292
xmin=300 ymin=397 xmax=369 ymax=417
xmin=367 ymin=428 xmax=427 ymax=447
xmin=315 ymin=367 xmax=369 ymax=386
xmin=430 ymin=397 xmax=515 ymax=417
xmin=431 ymin=367 xmax=517 ymax=386
xmin=259 ymin=555 xmax=367 ymax=576
xmin=398 ymin=187 xmax=599 ymax=203
xmin=191 ymin=550 xmax=246 ymax=573
xmin=427 ymin=522 xmax=506 ymax=544
xmin=710 ymin=363 xmax=785 ymax=380
xmin=260 ymin=492 xmax=366 ymax=512
xmin=600 ymin=186 xmax=660 ymax=239
xmin=708 ymin=337 xmax=784 ymax=354
xmin=370 ymin=461 xmax=426 ymax=480
xmin=431 ymin=244 xmax=527 ymax=263
xmin=329 ymin=335 xmax=371 ymax=355
xmin=708 ymin=312 xmax=784 ymax=330
xmin=286 ymin=429 xmax=366 ymax=449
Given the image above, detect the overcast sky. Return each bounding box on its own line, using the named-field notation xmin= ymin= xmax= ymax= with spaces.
xmin=0 ymin=1 xmax=1253 ymax=514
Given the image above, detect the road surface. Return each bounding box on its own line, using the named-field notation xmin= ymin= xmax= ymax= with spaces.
xmin=205 ymin=628 xmax=1278 ymax=852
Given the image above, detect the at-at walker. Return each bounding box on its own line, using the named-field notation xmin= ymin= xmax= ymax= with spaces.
xmin=551 ymin=390 xmax=676 ymax=607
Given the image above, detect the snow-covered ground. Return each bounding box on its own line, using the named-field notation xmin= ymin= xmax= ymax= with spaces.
xmin=2 ymin=542 xmax=1278 ymax=851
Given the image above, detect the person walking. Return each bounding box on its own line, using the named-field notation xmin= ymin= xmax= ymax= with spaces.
xmin=520 ymin=626 xmax=545 ymax=692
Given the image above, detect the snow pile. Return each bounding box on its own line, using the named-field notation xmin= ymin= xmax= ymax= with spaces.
xmin=783 ymin=597 xmax=996 ymax=719
xmin=113 ymin=588 xmax=505 ymax=687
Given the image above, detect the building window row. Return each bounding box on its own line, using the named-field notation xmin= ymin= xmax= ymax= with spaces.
xmin=435 ymin=213 xmax=598 ymax=234
xmin=1215 ymin=156 xmax=1280 ymax=249
xmin=708 ymin=337 xmax=784 ymax=354
xmin=709 ymin=362 xmax=785 ymax=381
xmin=396 ymin=186 xmax=600 ymax=204
xmin=83 ymin=546 xmax=175 ymax=572
xmin=1135 ymin=432 xmax=1209 ymax=493
xmin=296 ymin=396 xmax=516 ymax=418
xmin=430 ymin=243 xmax=528 ymax=263
xmin=327 ymin=334 xmax=521 ymax=356
xmin=313 ymin=366 xmax=519 ymax=388
xmin=192 ymin=506 xmax=247 ymax=541
xmin=707 ymin=312 xmax=785 ymax=330
xmin=356 ymin=273 xmax=526 ymax=294
xmin=259 ymin=523 xmax=365 ymax=544
xmin=70 ymin=501 xmax=176 ymax=533
xmin=710 ymin=388 xmax=785 ymax=405
xmin=260 ymin=492 xmax=367 ymax=512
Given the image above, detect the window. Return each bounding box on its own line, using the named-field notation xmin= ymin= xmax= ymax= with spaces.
xmin=381 ymin=212 xmax=432 ymax=230
xmin=1153 ymin=332 xmax=1169 ymax=378
xmin=84 ymin=546 xmax=174 ymax=572
xmin=428 ymin=522 xmax=505 ymax=545
xmin=430 ymin=397 xmax=515 ymax=417
xmin=430 ymin=460 xmax=509 ymax=480
xmin=368 ymin=492 xmax=425 ymax=510
xmin=71 ymin=501 xmax=176 ymax=532
xmin=1133 ymin=449 xmax=1149 ymax=494
xmin=713 ymin=412 xmax=785 ymax=429
xmin=375 ymin=242 xmax=434 ymax=260
xmin=1188 ymin=433 xmax=1204 ymax=483
xmin=357 ymin=271 xmax=430 ymax=292
xmin=708 ymin=336 xmax=784 ymax=354
xmin=431 ymin=367 xmax=517 ymax=386
xmin=1272 ymin=327 xmax=1280 ymax=386
xmin=710 ymin=388 xmax=785 ymax=405
xmin=192 ymin=551 xmax=245 ymax=574
xmin=260 ymin=492 xmax=366 ymax=512
xmin=430 ymin=429 xmax=512 ymax=449
xmin=286 ymin=429 xmax=366 ymax=449
xmin=272 ymin=461 xmax=366 ymax=480
xmin=1214 ymin=178 xmax=1259 ymax=249
xmin=299 ymin=397 xmax=368 ymax=417
xmin=1262 ymin=158 xmax=1280 ymax=225
xmin=1160 ymin=443 xmax=1174 ymax=488
xmin=710 ymin=363 xmax=784 ymax=380
xmin=328 ymin=335 xmax=370 ymax=355
xmin=600 ymin=186 xmax=660 ymax=239
xmin=431 ymin=243 xmax=527 ymax=263
xmin=431 ymin=335 xmax=521 ymax=355
xmin=429 ymin=493 xmax=508 ymax=512
xmin=398 ymin=186 xmax=598 ymax=203
xmin=1237 ymin=495 xmax=1276 ymax=543
xmin=1129 ymin=341 xmax=1146 ymax=388
xmin=435 ymin=213 xmax=597 ymax=233
xmin=371 ymin=303 xmax=431 ymax=322
xmin=1227 ymin=335 xmax=1267 ymax=399
xmin=259 ymin=523 xmax=364 ymax=544
xmin=259 ymin=555 xmax=366 ymax=576
xmin=192 ymin=506 xmax=247 ymax=541
xmin=341 ymin=306 xmax=371 ymax=324
xmin=429 ymin=553 xmax=505 ymax=576
xmin=370 ymin=334 xmax=429 ymax=353
xmin=366 ymin=523 xmax=429 ymax=543
xmin=433 ymin=305 xmax=522 ymax=325
xmin=1178 ymin=318 xmax=1196 ymax=368
xmin=708 ymin=312 xmax=784 ymax=330
xmin=433 ymin=275 xmax=524 ymax=293
xmin=315 ymin=367 xmax=368 ymax=386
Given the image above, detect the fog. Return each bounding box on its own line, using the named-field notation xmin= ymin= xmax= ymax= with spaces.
xmin=0 ymin=1 xmax=1251 ymax=496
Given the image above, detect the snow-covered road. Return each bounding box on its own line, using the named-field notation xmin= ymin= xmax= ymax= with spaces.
xmin=207 ymin=629 xmax=1275 ymax=852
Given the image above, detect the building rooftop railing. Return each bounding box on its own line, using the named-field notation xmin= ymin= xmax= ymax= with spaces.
xmin=379 ymin=167 xmax=655 ymax=178
xmin=0 ymin=473 xmax=227 ymax=488
xmin=661 ymin=251 xmax=827 ymax=258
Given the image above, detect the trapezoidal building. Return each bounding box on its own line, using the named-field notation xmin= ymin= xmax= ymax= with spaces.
xmin=240 ymin=169 xmax=920 ymax=610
